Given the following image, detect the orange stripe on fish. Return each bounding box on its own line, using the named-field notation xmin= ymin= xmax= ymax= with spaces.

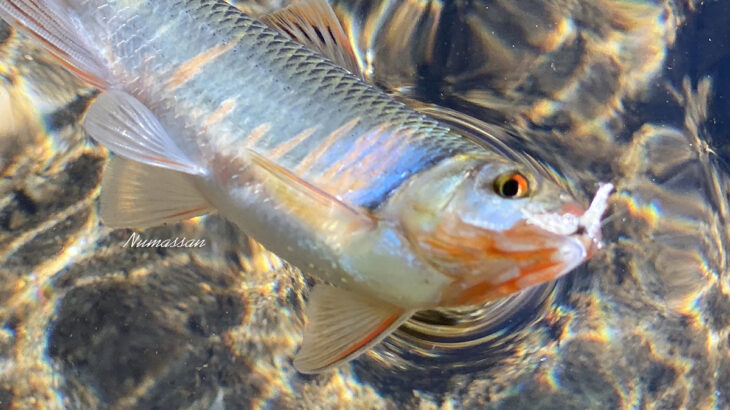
xmin=267 ymin=126 xmax=318 ymax=159
xmin=138 ymin=154 xmax=194 ymax=170
xmin=168 ymin=42 xmax=238 ymax=90
xmin=317 ymin=124 xmax=388 ymax=190
xmin=164 ymin=205 xmax=209 ymax=220
xmin=202 ymin=98 xmax=237 ymax=128
xmin=320 ymin=128 xmax=378 ymax=177
xmin=332 ymin=312 xmax=400 ymax=363
xmin=315 ymin=125 xmax=411 ymax=195
xmin=209 ymin=123 xmax=273 ymax=181
xmin=247 ymin=123 xmax=272 ymax=146
xmin=294 ymin=118 xmax=358 ymax=173
xmin=247 ymin=149 xmax=374 ymax=235
xmin=361 ymin=129 xmax=409 ymax=176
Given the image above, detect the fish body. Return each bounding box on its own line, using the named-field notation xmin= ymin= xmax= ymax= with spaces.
xmin=48 ymin=0 xmax=481 ymax=307
xmin=0 ymin=0 xmax=613 ymax=372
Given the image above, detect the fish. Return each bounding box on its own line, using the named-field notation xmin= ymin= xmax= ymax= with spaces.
xmin=0 ymin=0 xmax=613 ymax=373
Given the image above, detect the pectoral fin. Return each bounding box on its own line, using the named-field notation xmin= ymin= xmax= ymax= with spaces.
xmin=100 ymin=157 xmax=211 ymax=229
xmin=294 ymin=285 xmax=413 ymax=373
xmin=246 ymin=149 xmax=374 ymax=236
xmin=261 ymin=0 xmax=362 ymax=78
xmin=84 ymin=90 xmax=205 ymax=175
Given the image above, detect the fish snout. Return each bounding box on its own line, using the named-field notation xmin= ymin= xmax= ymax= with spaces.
xmin=561 ymin=203 xmax=601 ymax=259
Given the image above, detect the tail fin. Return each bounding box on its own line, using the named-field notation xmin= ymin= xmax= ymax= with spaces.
xmin=0 ymin=0 xmax=112 ymax=88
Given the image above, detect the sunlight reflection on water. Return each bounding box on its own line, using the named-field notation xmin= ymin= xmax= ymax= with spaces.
xmin=0 ymin=0 xmax=728 ymax=408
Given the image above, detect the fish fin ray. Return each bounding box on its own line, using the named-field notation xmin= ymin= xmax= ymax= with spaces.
xmin=294 ymin=285 xmax=413 ymax=373
xmin=100 ymin=156 xmax=211 ymax=229
xmin=0 ymin=0 xmax=111 ymax=88
xmin=246 ymin=148 xmax=374 ymax=232
xmin=261 ymin=0 xmax=362 ymax=78
xmin=85 ymin=90 xmax=205 ymax=175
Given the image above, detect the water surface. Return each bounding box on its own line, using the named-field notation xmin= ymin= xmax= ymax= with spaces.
xmin=0 ymin=0 xmax=728 ymax=408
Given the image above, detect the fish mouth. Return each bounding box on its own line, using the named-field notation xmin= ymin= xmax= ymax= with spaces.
xmin=498 ymin=229 xmax=588 ymax=290
xmin=559 ymin=204 xmax=600 ymax=260
xmin=430 ymin=215 xmax=590 ymax=307
xmin=496 ymin=182 xmax=614 ymax=296
xmin=436 ymin=184 xmax=614 ymax=307
xmin=526 ymin=182 xmax=614 ymax=258
xmin=437 ymin=234 xmax=585 ymax=307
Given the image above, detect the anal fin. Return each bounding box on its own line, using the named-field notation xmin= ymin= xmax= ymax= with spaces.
xmin=294 ymin=285 xmax=413 ymax=374
xmin=261 ymin=0 xmax=362 ymax=78
xmin=100 ymin=156 xmax=212 ymax=229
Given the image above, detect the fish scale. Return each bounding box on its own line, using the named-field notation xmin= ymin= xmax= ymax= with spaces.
xmin=74 ymin=0 xmax=480 ymax=207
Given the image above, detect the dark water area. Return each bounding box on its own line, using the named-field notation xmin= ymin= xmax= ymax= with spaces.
xmin=631 ymin=0 xmax=730 ymax=161
xmin=677 ymin=1 xmax=730 ymax=161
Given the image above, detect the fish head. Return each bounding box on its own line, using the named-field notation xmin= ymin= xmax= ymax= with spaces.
xmin=384 ymin=153 xmax=613 ymax=307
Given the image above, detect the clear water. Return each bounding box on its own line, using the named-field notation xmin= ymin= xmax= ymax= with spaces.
xmin=0 ymin=0 xmax=728 ymax=408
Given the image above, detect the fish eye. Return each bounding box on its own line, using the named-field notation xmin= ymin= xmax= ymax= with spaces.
xmin=493 ymin=172 xmax=530 ymax=199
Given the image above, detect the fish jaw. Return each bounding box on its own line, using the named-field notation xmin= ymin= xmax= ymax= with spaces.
xmin=426 ymin=221 xmax=588 ymax=307
xmin=409 ymin=184 xmax=614 ymax=307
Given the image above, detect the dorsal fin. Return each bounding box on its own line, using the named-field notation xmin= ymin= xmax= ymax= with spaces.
xmin=0 ymin=0 xmax=112 ymax=88
xmin=260 ymin=0 xmax=362 ymax=78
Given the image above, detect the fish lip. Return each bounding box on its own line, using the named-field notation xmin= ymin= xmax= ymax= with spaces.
xmin=577 ymin=232 xmax=599 ymax=259
xmin=511 ymin=183 xmax=615 ymax=280
xmin=573 ymin=214 xmax=604 ymax=259
xmin=564 ymin=207 xmax=600 ymax=259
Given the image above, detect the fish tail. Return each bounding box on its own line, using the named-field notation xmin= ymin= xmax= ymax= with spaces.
xmin=0 ymin=0 xmax=112 ymax=88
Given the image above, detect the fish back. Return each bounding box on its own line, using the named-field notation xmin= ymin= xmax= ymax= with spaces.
xmin=85 ymin=0 xmax=483 ymax=208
